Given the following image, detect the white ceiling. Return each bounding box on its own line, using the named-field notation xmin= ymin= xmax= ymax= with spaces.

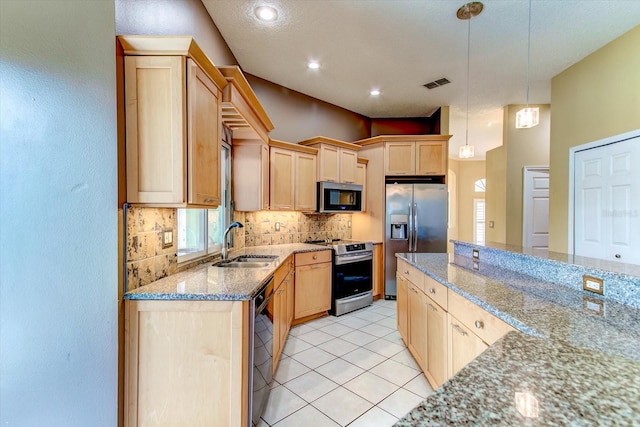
xmin=202 ymin=0 xmax=640 ymax=159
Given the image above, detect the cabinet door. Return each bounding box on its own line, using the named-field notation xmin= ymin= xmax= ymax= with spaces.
xmin=187 ymin=59 xmax=221 ymax=206
xmin=270 ymin=147 xmax=295 ymax=210
xmin=415 ymin=141 xmax=446 ymax=176
xmin=396 ymin=274 xmax=409 ymax=345
xmin=385 ymin=141 xmax=415 ymax=175
xmin=318 ymin=145 xmax=340 ymax=182
xmin=294 ymin=262 xmax=332 ymax=319
xmin=294 ymin=151 xmax=317 ymax=211
xmin=448 ymin=313 xmax=488 ymax=377
xmin=408 ymin=283 xmax=427 ymax=371
xmin=372 ymin=243 xmax=383 ymax=297
xmin=125 ymin=56 xmax=185 ymax=204
xmin=340 ymin=149 xmax=358 ymax=183
xmin=261 ymin=143 xmax=270 ymax=210
xmin=425 ymin=298 xmax=448 ymax=388
xmin=272 ymin=284 xmax=283 ymax=369
xmin=285 ymin=270 xmax=295 ymax=331
xmin=356 ymin=162 xmax=367 ymax=212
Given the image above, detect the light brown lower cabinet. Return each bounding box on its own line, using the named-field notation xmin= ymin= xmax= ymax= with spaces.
xmin=447 ymin=313 xmax=489 ymax=376
xmin=397 ymin=263 xmax=515 ymax=390
xmin=272 ymin=257 xmax=294 ymax=372
xmin=294 ymin=251 xmax=332 ymax=319
xmin=125 ymin=299 xmax=249 ymax=427
xmin=373 ymin=243 xmax=384 ymax=298
xmin=396 ymin=273 xmax=408 ymax=344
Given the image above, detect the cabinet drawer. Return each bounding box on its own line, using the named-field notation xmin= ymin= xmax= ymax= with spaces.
xmin=397 ymin=259 xmax=425 ymax=292
xmin=448 ymin=290 xmax=514 ymax=345
xmin=295 ymin=250 xmax=332 ymax=266
xmin=424 ymin=275 xmax=447 ymax=310
xmin=274 ymin=255 xmax=293 ymax=287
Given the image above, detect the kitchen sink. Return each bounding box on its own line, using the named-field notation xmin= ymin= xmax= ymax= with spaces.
xmin=213 ymin=255 xmax=278 ymax=269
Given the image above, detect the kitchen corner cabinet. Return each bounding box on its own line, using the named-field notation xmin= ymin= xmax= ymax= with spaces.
xmin=120 ymin=36 xmax=227 ymax=207
xmin=233 ymin=140 xmax=269 ymax=211
xmin=125 ymin=299 xmax=249 ymax=426
xmin=298 ymin=137 xmax=360 ymax=184
xmin=294 ymin=251 xmax=332 ymax=319
xmin=269 ymin=140 xmax=317 ymax=211
xmin=384 ymin=137 xmax=449 ymax=176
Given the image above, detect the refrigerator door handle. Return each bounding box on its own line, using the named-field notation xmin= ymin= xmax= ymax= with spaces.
xmin=413 ymin=203 xmax=418 ymax=252
xmin=408 ymin=203 xmax=414 ymax=251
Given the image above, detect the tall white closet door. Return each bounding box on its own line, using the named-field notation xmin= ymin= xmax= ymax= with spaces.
xmin=574 ymin=136 xmax=640 ymax=264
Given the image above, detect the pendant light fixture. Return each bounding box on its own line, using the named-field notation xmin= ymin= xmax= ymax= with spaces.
xmin=457 ymin=2 xmax=483 ymax=159
xmin=515 ymin=0 xmax=539 ymax=128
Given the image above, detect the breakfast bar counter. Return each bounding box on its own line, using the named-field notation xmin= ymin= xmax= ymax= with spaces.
xmin=393 ymin=246 xmax=640 ymax=426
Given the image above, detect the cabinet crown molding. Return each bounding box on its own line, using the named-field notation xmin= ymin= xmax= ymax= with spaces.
xmin=354 ymin=134 xmax=453 ymax=147
xmin=269 ymin=138 xmax=318 ymax=155
xmin=117 ymin=35 xmax=227 ymax=90
xmin=297 ymin=136 xmax=361 ymax=151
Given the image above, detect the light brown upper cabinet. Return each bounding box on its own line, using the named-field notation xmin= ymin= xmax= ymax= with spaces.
xmin=217 ymin=66 xmax=275 ymax=211
xmin=298 ymin=137 xmax=360 ymax=184
xmin=233 ymin=140 xmax=269 ymax=211
xmin=119 ymin=36 xmax=227 ymax=207
xmin=269 ymin=139 xmax=317 ymax=211
xmin=356 ymin=158 xmax=368 ymax=212
xmin=385 ymin=138 xmax=448 ymax=176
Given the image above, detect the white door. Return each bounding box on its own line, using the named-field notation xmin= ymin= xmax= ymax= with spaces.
xmin=574 ymin=136 xmax=640 ymax=264
xmin=523 ymin=167 xmax=549 ymax=249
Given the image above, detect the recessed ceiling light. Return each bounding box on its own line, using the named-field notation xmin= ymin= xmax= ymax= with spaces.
xmin=307 ymin=61 xmax=320 ymax=70
xmin=370 ymin=89 xmax=381 ymax=96
xmin=254 ymin=5 xmax=278 ymax=22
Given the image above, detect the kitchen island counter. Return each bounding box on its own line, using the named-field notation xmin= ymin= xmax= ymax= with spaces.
xmin=394 ymin=252 xmax=640 ymax=425
xmin=124 ymin=243 xmax=328 ymax=301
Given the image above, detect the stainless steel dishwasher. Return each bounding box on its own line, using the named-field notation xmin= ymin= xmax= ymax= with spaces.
xmin=251 ymin=277 xmax=274 ymax=426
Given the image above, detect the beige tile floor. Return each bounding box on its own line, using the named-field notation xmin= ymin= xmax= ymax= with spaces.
xmin=259 ymin=299 xmax=435 ymax=426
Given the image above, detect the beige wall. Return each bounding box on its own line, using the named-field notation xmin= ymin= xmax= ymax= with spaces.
xmin=246 ymin=74 xmax=371 ymax=142
xmin=504 ymin=104 xmax=551 ymax=246
xmin=486 ymin=146 xmax=507 ymax=244
xmin=454 ymin=160 xmax=486 ymax=243
xmin=549 ymin=25 xmax=640 ymax=252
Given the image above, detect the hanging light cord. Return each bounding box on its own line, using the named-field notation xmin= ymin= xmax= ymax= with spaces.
xmin=525 ymin=0 xmax=532 ymax=107
xmin=465 ymin=4 xmax=471 ymax=148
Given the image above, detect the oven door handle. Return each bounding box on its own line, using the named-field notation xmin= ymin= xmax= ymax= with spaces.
xmin=334 ymin=253 xmax=373 ymax=265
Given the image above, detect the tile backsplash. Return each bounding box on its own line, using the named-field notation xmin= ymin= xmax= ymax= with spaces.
xmin=125 ymin=206 xmax=177 ymax=290
xmin=242 ymin=211 xmax=352 ymax=246
xmin=124 ymin=207 xmax=351 ymax=289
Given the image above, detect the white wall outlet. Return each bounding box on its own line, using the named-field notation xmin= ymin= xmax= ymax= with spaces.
xmin=582 ymin=275 xmax=604 ymax=295
xmin=162 ymin=228 xmax=173 ymax=248
xmin=583 ymin=296 xmax=605 ymax=316
xmin=348 ymin=221 xmax=352 ymax=228
xmin=472 ymin=249 xmax=480 ymax=259
xmin=274 ymin=222 xmax=280 ymax=231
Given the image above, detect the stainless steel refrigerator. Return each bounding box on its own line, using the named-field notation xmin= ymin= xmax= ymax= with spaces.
xmin=385 ymin=180 xmax=448 ymax=298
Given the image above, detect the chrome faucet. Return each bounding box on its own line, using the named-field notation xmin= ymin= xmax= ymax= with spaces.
xmin=222 ymin=221 xmax=244 ymax=260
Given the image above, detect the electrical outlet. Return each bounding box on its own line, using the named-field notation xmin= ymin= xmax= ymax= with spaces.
xmin=162 ymin=228 xmax=173 ymax=248
xmin=348 ymin=221 xmax=352 ymax=228
xmin=472 ymin=249 xmax=480 ymax=259
xmin=583 ymin=275 xmax=604 ymax=295
xmin=275 ymin=222 xmax=280 ymax=231
xmin=583 ymin=296 xmax=605 ymax=316
xmin=472 ymin=260 xmax=480 ymax=270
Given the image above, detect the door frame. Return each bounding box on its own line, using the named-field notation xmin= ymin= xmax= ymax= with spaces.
xmin=568 ymin=128 xmax=640 ymax=254
xmin=522 ymin=166 xmax=549 ymax=248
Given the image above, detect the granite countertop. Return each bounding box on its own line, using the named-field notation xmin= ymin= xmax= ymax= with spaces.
xmin=394 ymin=253 xmax=640 ymax=425
xmin=124 ymin=243 xmax=329 ymax=301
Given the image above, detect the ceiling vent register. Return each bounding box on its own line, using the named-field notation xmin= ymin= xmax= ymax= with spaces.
xmin=424 ymin=78 xmax=451 ymax=89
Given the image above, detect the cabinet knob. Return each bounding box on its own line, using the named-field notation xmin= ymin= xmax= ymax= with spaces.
xmin=474 ymin=320 xmax=484 ymax=329
xmin=428 ymin=288 xmax=435 ymax=294
xmin=615 ymin=254 xmax=621 ymax=259
xmin=404 ymin=270 xmax=409 ymax=275
xmin=313 ymin=255 xmax=318 ymax=260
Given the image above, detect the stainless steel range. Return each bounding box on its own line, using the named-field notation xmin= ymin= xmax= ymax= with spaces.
xmin=306 ymin=240 xmax=374 ymax=316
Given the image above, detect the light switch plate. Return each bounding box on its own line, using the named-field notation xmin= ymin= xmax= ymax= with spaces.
xmin=162 ymin=228 xmax=173 ymax=248
xmin=582 ymin=275 xmax=604 ymax=295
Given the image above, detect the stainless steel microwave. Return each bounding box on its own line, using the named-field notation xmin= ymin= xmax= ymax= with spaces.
xmin=317 ymin=182 xmax=363 ymax=213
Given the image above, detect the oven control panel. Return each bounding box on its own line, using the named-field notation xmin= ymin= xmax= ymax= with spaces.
xmin=345 ymin=243 xmax=367 ymax=252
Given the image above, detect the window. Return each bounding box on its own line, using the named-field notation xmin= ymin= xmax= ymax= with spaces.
xmin=474 ymin=178 xmax=486 ymax=192
xmin=473 ymin=198 xmax=486 ymax=245
xmin=177 ymin=144 xmax=231 ymax=262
